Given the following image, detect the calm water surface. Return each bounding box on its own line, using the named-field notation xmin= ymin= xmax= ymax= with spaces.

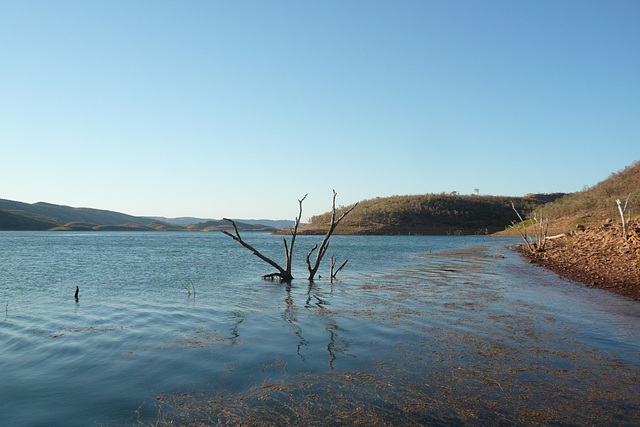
xmin=0 ymin=232 xmax=638 ymax=425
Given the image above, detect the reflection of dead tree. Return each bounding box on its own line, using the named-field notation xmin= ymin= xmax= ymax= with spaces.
xmin=228 ymin=310 xmax=245 ymax=345
xmin=221 ymin=194 xmax=307 ymax=282
xmin=284 ymin=284 xmax=307 ymax=360
xmin=306 ymin=190 xmax=358 ymax=281
xmin=325 ymin=320 xmax=352 ymax=369
xmin=327 ymin=324 xmax=337 ymax=369
xmin=305 ymin=282 xmax=328 ymax=309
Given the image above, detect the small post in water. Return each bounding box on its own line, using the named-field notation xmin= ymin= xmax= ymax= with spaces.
xmin=74 ymin=286 xmax=79 ymax=302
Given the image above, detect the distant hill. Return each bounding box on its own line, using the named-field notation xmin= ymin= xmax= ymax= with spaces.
xmin=0 ymin=198 xmax=154 ymax=227
xmin=147 ymin=216 xmax=214 ymax=226
xmin=48 ymin=222 xmax=175 ymax=232
xmin=149 ymin=216 xmax=295 ymax=229
xmin=0 ymin=209 xmax=58 ymax=230
xmin=298 ymin=193 xmax=556 ymax=235
xmin=524 ymin=193 xmax=569 ymax=204
xmin=186 ymin=220 xmax=277 ymax=232
xmin=0 ymin=199 xmax=277 ymax=232
xmin=5 ymin=160 xmax=637 ymax=234
xmin=230 ymin=219 xmax=297 ymax=229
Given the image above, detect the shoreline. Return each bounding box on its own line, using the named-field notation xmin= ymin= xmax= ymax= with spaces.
xmin=513 ymin=219 xmax=640 ymax=302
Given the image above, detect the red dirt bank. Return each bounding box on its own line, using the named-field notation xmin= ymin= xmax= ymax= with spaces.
xmin=516 ymin=219 xmax=640 ymax=302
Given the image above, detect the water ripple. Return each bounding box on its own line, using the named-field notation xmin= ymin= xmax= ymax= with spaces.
xmin=1 ymin=233 xmax=639 ymax=425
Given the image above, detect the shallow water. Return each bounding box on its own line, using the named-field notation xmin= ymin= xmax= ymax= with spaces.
xmin=0 ymin=232 xmax=638 ymax=425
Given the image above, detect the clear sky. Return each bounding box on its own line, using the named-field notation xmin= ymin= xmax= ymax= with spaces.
xmin=1 ymin=1 xmax=638 ymax=221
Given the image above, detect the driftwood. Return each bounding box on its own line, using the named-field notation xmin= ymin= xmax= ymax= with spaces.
xmin=221 ymin=194 xmax=306 ymax=282
xmin=546 ymin=233 xmax=567 ymax=240
xmin=306 ymin=190 xmax=359 ymax=281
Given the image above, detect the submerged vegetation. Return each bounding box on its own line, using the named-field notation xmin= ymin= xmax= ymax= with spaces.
xmin=148 ymin=246 xmax=640 ymax=426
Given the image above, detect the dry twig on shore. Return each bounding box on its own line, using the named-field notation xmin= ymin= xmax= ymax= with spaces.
xmin=616 ymin=194 xmax=632 ymax=240
xmin=511 ymin=203 xmax=549 ymax=253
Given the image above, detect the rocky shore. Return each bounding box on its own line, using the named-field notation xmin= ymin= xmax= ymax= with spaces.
xmin=516 ymin=219 xmax=640 ymax=301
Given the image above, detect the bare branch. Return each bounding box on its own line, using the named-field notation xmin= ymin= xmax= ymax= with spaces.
xmin=221 ymin=192 xmax=353 ymax=283
xmin=511 ymin=202 xmax=530 ymax=243
xmin=330 ymin=255 xmax=349 ymax=282
xmin=283 ymin=236 xmax=290 ymax=267
xmin=624 ymin=193 xmax=632 ymax=212
xmin=616 ymin=197 xmax=630 ymax=240
xmin=285 ymin=194 xmax=307 ymax=277
xmin=511 ymin=204 xmax=550 ymax=253
xmin=333 ymin=259 xmax=348 ymax=278
xmin=221 ymin=218 xmax=290 ymax=280
xmin=330 ymin=255 xmax=336 ymax=279
xmin=180 ymin=276 xmax=192 ymax=295
xmin=220 ymin=194 xmax=308 ymax=282
xmin=511 ymin=220 xmax=534 ymax=253
xmin=306 ymin=244 xmax=318 ymax=273
xmin=308 ymin=190 xmax=359 ymax=280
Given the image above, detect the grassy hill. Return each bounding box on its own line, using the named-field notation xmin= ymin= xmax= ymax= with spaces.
xmin=299 ymin=193 xmax=559 ymax=235
xmin=149 ymin=217 xmax=295 ymax=229
xmin=0 ymin=198 xmax=277 ymax=232
xmin=0 ymin=210 xmax=58 ymax=230
xmin=530 ymin=160 xmax=640 ymax=226
xmin=12 ymin=160 xmax=637 ymax=236
xmin=299 ymin=160 xmax=639 ymax=236
xmin=187 ymin=220 xmax=277 ymax=232
xmin=0 ymin=198 xmax=154 ymax=227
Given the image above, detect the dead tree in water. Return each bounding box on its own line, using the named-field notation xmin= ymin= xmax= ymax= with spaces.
xmin=330 ymin=255 xmax=349 ymax=282
xmin=222 ymin=191 xmax=358 ymax=282
xmin=306 ymin=190 xmax=358 ymax=281
xmin=221 ymin=194 xmax=306 ymax=282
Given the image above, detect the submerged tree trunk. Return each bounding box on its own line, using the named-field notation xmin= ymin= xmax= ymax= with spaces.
xmin=221 ymin=194 xmax=306 ymax=282
xmin=222 ymin=191 xmax=356 ymax=282
xmin=306 ymin=190 xmax=358 ymax=281
xmin=330 ymin=255 xmax=349 ymax=282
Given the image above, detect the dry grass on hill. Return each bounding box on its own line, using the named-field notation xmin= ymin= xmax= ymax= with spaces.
xmin=533 ymin=160 xmax=640 ymax=228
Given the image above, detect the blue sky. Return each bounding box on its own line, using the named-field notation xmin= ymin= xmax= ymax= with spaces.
xmin=1 ymin=1 xmax=638 ymax=220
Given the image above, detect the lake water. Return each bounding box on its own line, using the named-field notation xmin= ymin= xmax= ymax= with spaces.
xmin=1 ymin=232 xmax=639 ymax=425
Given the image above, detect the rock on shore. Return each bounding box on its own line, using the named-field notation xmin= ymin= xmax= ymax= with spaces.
xmin=516 ymin=219 xmax=640 ymax=301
